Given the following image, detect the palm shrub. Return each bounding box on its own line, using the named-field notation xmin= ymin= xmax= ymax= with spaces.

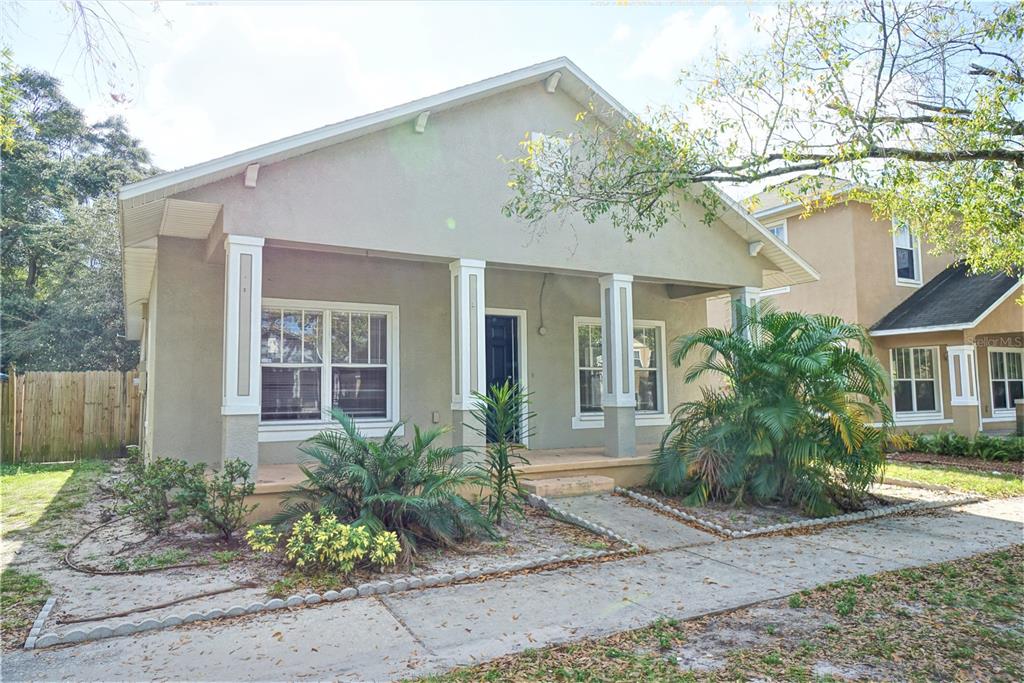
xmin=652 ymin=301 xmax=891 ymax=517
xmin=470 ymin=379 xmax=534 ymax=525
xmin=274 ymin=410 xmax=493 ymax=560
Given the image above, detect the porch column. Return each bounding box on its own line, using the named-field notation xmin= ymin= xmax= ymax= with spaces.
xmin=599 ymin=273 xmax=636 ymax=457
xmin=450 ymin=259 xmax=487 ymax=453
xmin=729 ymin=286 xmax=760 ymax=338
xmin=947 ymin=344 xmax=981 ymax=435
xmin=221 ymin=235 xmax=264 ymax=474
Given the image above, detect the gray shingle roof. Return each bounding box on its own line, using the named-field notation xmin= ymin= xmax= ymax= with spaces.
xmin=871 ymin=262 xmax=1020 ymax=333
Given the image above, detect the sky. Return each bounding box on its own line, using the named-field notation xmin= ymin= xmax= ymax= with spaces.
xmin=4 ymin=1 xmax=767 ymax=173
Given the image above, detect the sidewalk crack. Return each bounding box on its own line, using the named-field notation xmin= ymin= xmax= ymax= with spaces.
xmin=376 ymin=595 xmax=436 ymax=655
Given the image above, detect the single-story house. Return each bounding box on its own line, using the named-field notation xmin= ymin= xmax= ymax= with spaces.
xmin=119 ymin=57 xmax=817 ymax=492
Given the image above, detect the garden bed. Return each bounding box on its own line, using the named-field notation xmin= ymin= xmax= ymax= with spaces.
xmin=617 ymin=482 xmax=979 ymax=538
xmin=888 ymin=451 xmax=1024 ymax=476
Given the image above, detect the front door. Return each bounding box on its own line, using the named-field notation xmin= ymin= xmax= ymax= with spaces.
xmin=484 ymin=314 xmax=519 ymax=442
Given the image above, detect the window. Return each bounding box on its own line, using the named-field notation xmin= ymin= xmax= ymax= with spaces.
xmin=573 ymin=317 xmax=667 ymax=427
xmin=891 ymin=347 xmax=940 ymax=416
xmin=259 ymin=301 xmax=398 ymax=432
xmin=893 ymin=221 xmax=921 ymax=285
xmin=989 ymin=348 xmax=1024 ymax=415
xmin=761 ymin=220 xmax=791 ymax=297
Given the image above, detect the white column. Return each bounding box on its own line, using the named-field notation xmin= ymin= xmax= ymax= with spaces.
xmin=729 ymin=286 xmax=760 ymax=337
xmin=221 ymin=235 xmax=264 ymax=472
xmin=599 ymin=273 xmax=636 ymax=457
xmin=450 ymin=259 xmax=486 ymax=451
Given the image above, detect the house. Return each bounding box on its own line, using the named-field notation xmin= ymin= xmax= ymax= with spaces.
xmin=741 ymin=182 xmax=1023 ymax=436
xmin=118 ymin=58 xmax=817 ymax=498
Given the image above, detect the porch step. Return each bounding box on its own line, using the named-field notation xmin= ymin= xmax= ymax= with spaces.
xmin=522 ymin=475 xmax=615 ymax=498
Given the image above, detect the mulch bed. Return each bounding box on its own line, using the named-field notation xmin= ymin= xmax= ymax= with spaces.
xmin=888 ymin=451 xmax=1024 ymax=476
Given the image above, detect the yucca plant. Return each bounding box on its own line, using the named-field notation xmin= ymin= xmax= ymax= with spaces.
xmin=652 ymin=301 xmax=891 ymax=517
xmin=470 ymin=379 xmax=534 ymax=526
xmin=273 ymin=410 xmax=493 ymax=561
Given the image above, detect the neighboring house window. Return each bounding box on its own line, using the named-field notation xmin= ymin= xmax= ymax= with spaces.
xmin=989 ymin=348 xmax=1024 ymax=416
xmin=573 ymin=318 xmax=666 ymax=426
xmin=761 ymin=220 xmax=790 ymax=297
xmin=530 ymin=132 xmax=570 ymax=192
xmin=260 ymin=302 xmax=397 ymax=424
xmin=891 ymin=347 xmax=940 ymax=416
xmin=892 ymin=221 xmax=922 ymax=285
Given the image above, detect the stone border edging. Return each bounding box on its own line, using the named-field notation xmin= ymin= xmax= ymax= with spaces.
xmin=26 ymin=493 xmax=638 ymax=650
xmin=614 ymin=486 xmax=983 ymax=539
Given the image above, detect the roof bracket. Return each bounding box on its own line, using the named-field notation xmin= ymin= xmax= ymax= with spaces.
xmin=545 ymin=72 xmax=561 ymax=93
xmin=243 ymin=163 xmax=260 ymax=188
xmin=748 ymin=240 xmax=764 ymax=257
xmin=414 ymin=111 xmax=430 ymax=134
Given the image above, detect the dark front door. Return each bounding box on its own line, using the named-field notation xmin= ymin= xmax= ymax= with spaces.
xmin=484 ymin=314 xmax=519 ymax=442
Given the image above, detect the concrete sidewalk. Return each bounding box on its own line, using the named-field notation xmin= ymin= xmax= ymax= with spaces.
xmin=2 ymin=497 xmax=1021 ymax=682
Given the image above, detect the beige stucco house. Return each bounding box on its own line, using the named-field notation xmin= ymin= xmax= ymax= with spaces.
xmin=740 ymin=184 xmax=1023 ymax=437
xmin=119 ymin=58 xmax=817 ymax=490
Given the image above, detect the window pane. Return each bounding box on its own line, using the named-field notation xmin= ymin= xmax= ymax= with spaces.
xmin=1006 ymin=353 xmax=1023 ymax=380
xmin=894 ymin=223 xmax=913 ymax=248
xmin=893 ymin=348 xmax=911 ymax=380
xmin=990 ymin=352 xmax=1005 ymax=379
xmin=896 ymin=247 xmax=916 ymax=280
xmin=332 ymin=367 xmax=387 ymax=418
xmin=579 ymin=370 xmax=603 ymax=413
xmin=261 ymin=367 xmax=320 ymax=421
xmin=635 ymin=369 xmax=658 ymax=412
xmin=1010 ymin=380 xmax=1024 ymax=405
xmin=894 ymin=380 xmax=914 ymax=412
xmin=350 ymin=314 xmax=369 ymax=364
xmin=370 ymin=314 xmax=388 ymax=364
xmin=261 ymin=309 xmax=281 ymax=363
xmin=992 ymin=381 xmax=1009 ymax=410
xmin=578 ymin=324 xmax=602 ymax=368
xmin=633 ymin=327 xmax=657 ymax=368
xmin=331 ymin=312 xmax=350 ymax=363
xmin=913 ymin=348 xmax=934 ymax=379
xmin=302 ymin=312 xmax=322 ymax=364
xmin=915 ymin=380 xmax=936 ymax=412
xmin=281 ymin=310 xmax=304 ymax=363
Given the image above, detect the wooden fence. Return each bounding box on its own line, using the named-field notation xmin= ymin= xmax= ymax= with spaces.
xmin=1 ymin=370 xmax=142 ymax=463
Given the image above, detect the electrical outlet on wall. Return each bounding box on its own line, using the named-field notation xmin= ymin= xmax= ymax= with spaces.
xmin=432 ymin=411 xmax=440 ymax=424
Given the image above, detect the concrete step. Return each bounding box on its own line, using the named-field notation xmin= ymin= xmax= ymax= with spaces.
xmin=522 ymin=475 xmax=615 ymax=498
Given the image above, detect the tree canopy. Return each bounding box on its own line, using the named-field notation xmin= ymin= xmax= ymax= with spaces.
xmin=504 ymin=0 xmax=1023 ymax=276
xmin=1 ymin=66 xmax=155 ymax=371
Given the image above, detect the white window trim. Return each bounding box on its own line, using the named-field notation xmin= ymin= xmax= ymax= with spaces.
xmin=761 ymin=219 xmax=791 ymax=297
xmin=947 ymin=345 xmax=979 ymax=407
xmin=571 ymin=316 xmax=670 ymax=430
xmin=484 ymin=307 xmax=530 ymax=448
xmin=988 ymin=347 xmax=1023 ymax=420
xmin=258 ymin=298 xmax=402 ymax=443
xmin=892 ymin=220 xmax=923 ymax=287
xmin=890 ymin=346 xmax=943 ymax=420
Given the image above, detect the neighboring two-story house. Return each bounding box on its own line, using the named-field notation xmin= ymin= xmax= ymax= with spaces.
xmin=738 ymin=182 xmax=1022 ymax=436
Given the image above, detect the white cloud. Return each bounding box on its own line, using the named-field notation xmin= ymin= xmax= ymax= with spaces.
xmin=610 ymin=23 xmax=632 ymax=44
xmin=626 ymin=6 xmax=748 ymax=82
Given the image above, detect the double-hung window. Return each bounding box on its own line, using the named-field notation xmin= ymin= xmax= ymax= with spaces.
xmin=891 ymin=347 xmax=940 ymax=417
xmin=259 ymin=300 xmax=399 ymax=438
xmin=989 ymin=348 xmax=1024 ymax=417
xmin=573 ymin=317 xmax=667 ymax=427
xmin=893 ymin=221 xmax=922 ymax=285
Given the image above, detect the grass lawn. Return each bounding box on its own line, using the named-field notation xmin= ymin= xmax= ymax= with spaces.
xmin=885 ymin=462 xmax=1024 ymax=498
xmin=420 ymin=546 xmax=1024 ymax=682
xmin=0 ymin=460 xmax=110 ymax=539
xmin=0 ymin=568 xmax=50 ymax=649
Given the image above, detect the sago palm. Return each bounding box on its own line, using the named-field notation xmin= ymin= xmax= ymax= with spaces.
xmin=652 ymin=301 xmax=891 ymax=516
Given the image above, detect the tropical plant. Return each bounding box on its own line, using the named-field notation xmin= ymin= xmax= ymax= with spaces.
xmin=912 ymin=432 xmax=1024 ymax=462
xmin=245 ymin=524 xmax=280 ymax=552
xmin=470 ymin=379 xmax=534 ymax=525
xmin=263 ymin=510 xmax=400 ymax=573
xmin=275 ymin=411 xmax=493 ymax=560
xmin=182 ymin=459 xmax=257 ymax=541
xmin=652 ymin=301 xmax=891 ymax=516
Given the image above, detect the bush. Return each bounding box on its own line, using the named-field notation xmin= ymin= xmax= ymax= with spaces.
xmin=269 ymin=510 xmax=399 ymax=573
xmin=115 ymin=457 xmax=206 ymax=533
xmin=652 ymin=302 xmax=890 ymax=517
xmin=275 ymin=410 xmax=493 ymax=561
xmin=184 ymin=459 xmax=256 ymax=541
xmin=911 ymin=432 xmax=1024 ymax=462
xmin=471 ymin=379 xmax=533 ymax=525
xmin=245 ymin=524 xmax=280 ymax=552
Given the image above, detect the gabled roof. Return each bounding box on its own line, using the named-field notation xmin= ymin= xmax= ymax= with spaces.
xmin=870 ymin=262 xmax=1022 ymax=336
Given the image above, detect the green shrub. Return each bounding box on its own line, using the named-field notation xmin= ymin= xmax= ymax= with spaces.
xmin=276 ymin=510 xmax=399 ymax=573
xmin=911 ymin=432 xmax=1023 ymax=462
xmin=471 ymin=379 xmax=533 ymax=525
xmin=183 ymin=459 xmax=256 ymax=541
xmin=652 ymin=302 xmax=890 ymax=517
xmin=115 ymin=457 xmax=206 ymax=533
xmin=245 ymin=524 xmax=280 ymax=552
xmin=276 ymin=410 xmax=493 ymax=560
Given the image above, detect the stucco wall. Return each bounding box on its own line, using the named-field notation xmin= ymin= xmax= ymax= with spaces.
xmin=176 ymin=82 xmax=770 ymax=289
